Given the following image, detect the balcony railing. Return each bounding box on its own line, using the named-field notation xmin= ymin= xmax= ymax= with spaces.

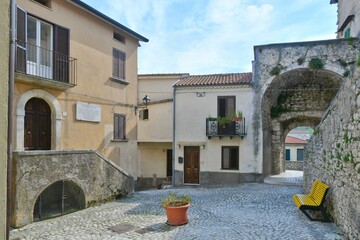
xmin=206 ymin=118 xmax=246 ymax=139
xmin=15 ymin=41 xmax=77 ymax=85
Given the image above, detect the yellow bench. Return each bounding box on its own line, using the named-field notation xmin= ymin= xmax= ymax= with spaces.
xmin=293 ymin=179 xmax=331 ymax=222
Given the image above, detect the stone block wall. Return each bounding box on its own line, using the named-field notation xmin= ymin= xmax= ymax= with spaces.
xmin=285 ymin=161 xmax=303 ymax=171
xmin=11 ymin=150 xmax=134 ymax=227
xmin=304 ymin=68 xmax=360 ymax=240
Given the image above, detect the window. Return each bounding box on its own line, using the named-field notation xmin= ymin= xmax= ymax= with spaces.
xmin=114 ymin=114 xmax=126 ymax=140
xmin=344 ymin=28 xmax=351 ymax=38
xmin=113 ymin=32 xmax=126 ymax=44
xmin=218 ymin=96 xmax=235 ymax=117
xmin=297 ymin=149 xmax=304 ymax=161
xmin=285 ymin=149 xmax=290 ymax=160
xmin=27 ymin=16 xmax=53 ymax=79
xmin=222 ymin=146 xmax=239 ymax=170
xmin=113 ymin=49 xmax=126 ymax=80
xmin=16 ymin=7 xmax=70 ymax=82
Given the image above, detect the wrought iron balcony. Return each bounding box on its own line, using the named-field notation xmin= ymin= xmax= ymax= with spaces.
xmin=206 ymin=118 xmax=246 ymax=139
xmin=15 ymin=41 xmax=77 ymax=87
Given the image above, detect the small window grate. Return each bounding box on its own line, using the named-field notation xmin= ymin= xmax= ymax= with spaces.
xmin=33 ymin=0 xmax=52 ymax=8
xmin=113 ymin=32 xmax=126 ymax=44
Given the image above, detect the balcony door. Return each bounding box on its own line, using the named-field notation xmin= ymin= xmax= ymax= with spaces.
xmin=218 ymin=96 xmax=235 ymax=118
xmin=27 ymin=16 xmax=53 ymax=79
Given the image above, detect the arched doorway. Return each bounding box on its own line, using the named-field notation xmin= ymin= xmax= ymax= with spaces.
xmin=24 ymin=98 xmax=51 ymax=150
xmin=261 ymin=68 xmax=343 ymax=175
xmin=33 ymin=180 xmax=85 ymax=221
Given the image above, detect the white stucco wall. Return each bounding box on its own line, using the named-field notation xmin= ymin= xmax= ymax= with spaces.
xmin=174 ymin=86 xmax=261 ymax=175
xmin=285 ymin=144 xmax=305 ymax=161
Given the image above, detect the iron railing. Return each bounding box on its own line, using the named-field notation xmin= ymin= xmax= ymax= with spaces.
xmin=206 ymin=118 xmax=246 ymax=138
xmin=15 ymin=41 xmax=77 ymax=85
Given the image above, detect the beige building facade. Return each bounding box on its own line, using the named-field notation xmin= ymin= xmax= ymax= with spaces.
xmin=137 ymin=74 xmax=187 ymax=189
xmin=0 ymin=0 xmax=10 ymax=238
xmin=14 ymin=0 xmax=147 ymax=172
xmin=11 ymin=0 xmax=147 ymax=227
xmin=331 ymin=0 xmax=360 ymax=38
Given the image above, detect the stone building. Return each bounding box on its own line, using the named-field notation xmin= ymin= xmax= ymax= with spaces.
xmin=0 ymin=0 xmax=10 ymax=238
xmin=331 ymin=0 xmax=360 ymax=38
xmin=11 ymin=0 xmax=147 ymax=227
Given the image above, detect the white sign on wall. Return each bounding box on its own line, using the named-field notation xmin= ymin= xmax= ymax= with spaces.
xmin=76 ymin=102 xmax=101 ymax=122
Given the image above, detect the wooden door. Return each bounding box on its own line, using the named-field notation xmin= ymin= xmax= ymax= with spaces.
xmin=184 ymin=146 xmax=200 ymax=184
xmin=25 ymin=98 xmax=51 ymax=150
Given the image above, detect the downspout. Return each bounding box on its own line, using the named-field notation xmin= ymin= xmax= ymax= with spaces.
xmin=7 ymin=0 xmax=16 ymax=239
xmin=171 ymin=85 xmax=176 ymax=187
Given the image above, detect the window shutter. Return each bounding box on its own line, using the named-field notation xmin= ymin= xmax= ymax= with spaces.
xmin=119 ymin=115 xmax=125 ymax=139
xmin=119 ymin=51 xmax=125 ymax=79
xmin=114 ymin=114 xmax=119 ymax=139
xmin=114 ymin=114 xmax=126 ymax=140
xmin=16 ymin=6 xmax=27 ymax=73
xmin=53 ymin=25 xmax=69 ymax=82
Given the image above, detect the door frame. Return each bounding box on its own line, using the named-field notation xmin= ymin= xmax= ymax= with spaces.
xmin=183 ymin=146 xmax=200 ymax=185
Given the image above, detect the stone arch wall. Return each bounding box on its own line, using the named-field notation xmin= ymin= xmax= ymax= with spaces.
xmin=304 ymin=67 xmax=360 ymax=239
xmin=12 ymin=150 xmax=133 ymax=227
xmin=16 ymin=89 xmax=62 ymax=150
xmin=252 ymin=39 xmax=360 ymax=176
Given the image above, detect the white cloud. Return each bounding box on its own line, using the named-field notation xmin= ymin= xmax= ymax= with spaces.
xmin=81 ymin=0 xmax=338 ymax=75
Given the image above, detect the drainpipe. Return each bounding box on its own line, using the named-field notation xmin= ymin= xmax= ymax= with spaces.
xmin=7 ymin=0 xmax=16 ymax=239
xmin=171 ymin=85 xmax=176 ymax=187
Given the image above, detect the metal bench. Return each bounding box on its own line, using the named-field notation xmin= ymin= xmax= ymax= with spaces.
xmin=293 ymin=179 xmax=331 ymax=222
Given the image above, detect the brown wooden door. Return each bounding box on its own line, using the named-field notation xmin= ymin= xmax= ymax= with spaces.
xmin=24 ymin=98 xmax=51 ymax=150
xmin=184 ymin=146 xmax=200 ymax=184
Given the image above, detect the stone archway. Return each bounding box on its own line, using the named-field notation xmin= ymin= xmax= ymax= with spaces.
xmin=16 ymin=89 xmax=62 ymax=150
xmin=261 ymin=68 xmax=343 ymax=175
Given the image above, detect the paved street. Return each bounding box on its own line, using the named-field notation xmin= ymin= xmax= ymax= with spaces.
xmin=11 ymin=183 xmax=344 ymax=240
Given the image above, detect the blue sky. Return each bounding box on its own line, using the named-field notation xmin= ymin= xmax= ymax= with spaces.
xmin=82 ymin=0 xmax=338 ymax=75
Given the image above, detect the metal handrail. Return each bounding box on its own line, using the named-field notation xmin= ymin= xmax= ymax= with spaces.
xmin=15 ymin=41 xmax=77 ymax=85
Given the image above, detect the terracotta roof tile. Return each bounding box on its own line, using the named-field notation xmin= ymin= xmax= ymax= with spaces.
xmin=285 ymin=136 xmax=308 ymax=144
xmin=175 ymin=73 xmax=252 ymax=87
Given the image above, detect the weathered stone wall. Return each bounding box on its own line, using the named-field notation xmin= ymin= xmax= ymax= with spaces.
xmin=285 ymin=161 xmax=303 ymax=171
xmin=253 ymin=39 xmax=360 ymax=176
xmin=11 ymin=150 xmax=134 ymax=228
xmin=304 ymin=67 xmax=360 ymax=240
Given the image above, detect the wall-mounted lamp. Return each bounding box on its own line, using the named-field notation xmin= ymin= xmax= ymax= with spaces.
xmin=142 ymin=95 xmax=150 ymax=109
xmin=196 ymin=92 xmax=205 ymax=97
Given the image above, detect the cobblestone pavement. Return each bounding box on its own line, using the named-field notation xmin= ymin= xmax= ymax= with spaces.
xmin=10 ymin=183 xmax=344 ymax=240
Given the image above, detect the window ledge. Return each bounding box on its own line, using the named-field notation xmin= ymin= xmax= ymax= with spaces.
xmin=110 ymin=77 xmax=129 ymax=85
xmin=111 ymin=139 xmax=128 ymax=142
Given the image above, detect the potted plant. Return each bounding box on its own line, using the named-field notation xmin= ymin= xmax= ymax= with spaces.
xmin=162 ymin=193 xmax=191 ymax=226
xmin=231 ymin=111 xmax=243 ymax=121
xmin=216 ymin=116 xmax=231 ymax=127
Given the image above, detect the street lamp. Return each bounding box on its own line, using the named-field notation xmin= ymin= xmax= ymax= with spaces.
xmin=142 ymin=95 xmax=150 ymax=109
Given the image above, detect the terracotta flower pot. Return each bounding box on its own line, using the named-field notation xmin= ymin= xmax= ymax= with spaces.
xmin=164 ymin=202 xmax=190 ymax=226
